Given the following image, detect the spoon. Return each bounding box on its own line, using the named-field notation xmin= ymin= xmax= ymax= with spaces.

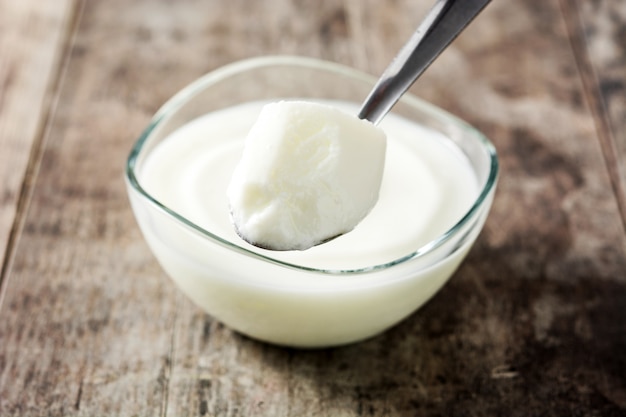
xmin=229 ymin=0 xmax=491 ymax=251
xmin=359 ymin=0 xmax=491 ymax=124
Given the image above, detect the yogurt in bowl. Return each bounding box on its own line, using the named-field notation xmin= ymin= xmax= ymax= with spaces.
xmin=125 ymin=56 xmax=498 ymax=348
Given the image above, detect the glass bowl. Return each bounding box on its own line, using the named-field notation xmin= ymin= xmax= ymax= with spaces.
xmin=125 ymin=56 xmax=498 ymax=348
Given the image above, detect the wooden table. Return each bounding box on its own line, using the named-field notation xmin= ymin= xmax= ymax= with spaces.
xmin=1 ymin=1 xmax=625 ymax=415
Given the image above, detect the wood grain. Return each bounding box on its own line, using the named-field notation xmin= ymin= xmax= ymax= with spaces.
xmin=568 ymin=0 xmax=626 ymax=228
xmin=0 ymin=0 xmax=76 ymax=277
xmin=0 ymin=0 xmax=625 ymax=415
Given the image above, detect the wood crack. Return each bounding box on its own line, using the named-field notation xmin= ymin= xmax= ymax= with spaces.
xmin=160 ymin=292 xmax=182 ymax=417
xmin=559 ymin=0 xmax=626 ymax=236
xmin=0 ymin=0 xmax=85 ymax=309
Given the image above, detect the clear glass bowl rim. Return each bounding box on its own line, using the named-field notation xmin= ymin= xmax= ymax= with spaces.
xmin=125 ymin=55 xmax=499 ymax=275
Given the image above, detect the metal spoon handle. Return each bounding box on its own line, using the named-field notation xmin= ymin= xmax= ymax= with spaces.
xmin=358 ymin=0 xmax=491 ymax=124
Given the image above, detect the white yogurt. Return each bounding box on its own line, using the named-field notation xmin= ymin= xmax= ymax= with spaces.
xmin=227 ymin=100 xmax=387 ymax=251
xmin=139 ymin=100 xmax=479 ymax=271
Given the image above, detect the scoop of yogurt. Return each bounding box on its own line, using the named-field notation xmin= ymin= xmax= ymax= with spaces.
xmin=227 ymin=100 xmax=387 ymax=251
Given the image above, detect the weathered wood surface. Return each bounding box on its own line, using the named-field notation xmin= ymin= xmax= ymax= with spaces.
xmin=0 ymin=0 xmax=75 ymax=273
xmin=0 ymin=0 xmax=625 ymax=416
xmin=568 ymin=0 xmax=626 ymax=229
